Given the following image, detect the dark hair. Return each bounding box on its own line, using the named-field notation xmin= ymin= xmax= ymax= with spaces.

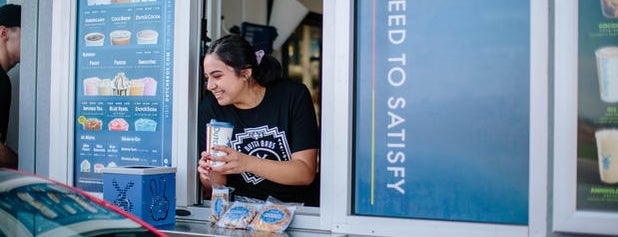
xmin=0 ymin=4 xmax=21 ymax=28
xmin=205 ymin=34 xmax=282 ymax=86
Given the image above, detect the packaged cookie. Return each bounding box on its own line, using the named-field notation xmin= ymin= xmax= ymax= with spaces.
xmin=217 ymin=197 xmax=264 ymax=229
xmin=249 ymin=197 xmax=300 ymax=233
xmin=209 ymin=184 xmax=231 ymax=223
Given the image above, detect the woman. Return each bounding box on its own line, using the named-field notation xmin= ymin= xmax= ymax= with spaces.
xmin=197 ymin=34 xmax=320 ymax=206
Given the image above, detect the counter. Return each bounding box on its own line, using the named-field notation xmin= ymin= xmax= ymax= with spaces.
xmin=158 ymin=206 xmax=367 ymax=237
xmin=161 ymin=219 xmax=343 ymax=237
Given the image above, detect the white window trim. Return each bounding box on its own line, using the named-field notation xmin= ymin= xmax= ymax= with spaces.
xmin=47 ymin=0 xmax=76 ymax=183
xmin=39 ymin=0 xmax=549 ymax=236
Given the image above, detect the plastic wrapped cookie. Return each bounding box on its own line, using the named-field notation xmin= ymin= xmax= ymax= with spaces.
xmin=250 ymin=204 xmax=295 ymax=233
xmin=209 ymin=184 xmax=231 ymax=223
xmin=216 ymin=197 xmax=263 ymax=229
xmin=249 ymin=196 xmax=300 ymax=233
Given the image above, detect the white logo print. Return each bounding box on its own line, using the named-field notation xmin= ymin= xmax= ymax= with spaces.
xmin=231 ymin=126 xmax=291 ymax=184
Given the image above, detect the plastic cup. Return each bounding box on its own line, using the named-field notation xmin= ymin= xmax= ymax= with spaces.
xmin=110 ymin=30 xmax=131 ymax=45
xmin=130 ymin=80 xmax=145 ymax=96
xmin=84 ymin=32 xmax=105 ymax=46
xmin=206 ymin=119 xmax=234 ymax=167
xmin=84 ymin=77 xmax=101 ymax=96
xmin=595 ymin=47 xmax=618 ymax=103
xmin=134 ymin=118 xmax=157 ymax=132
xmin=137 ymin=30 xmax=159 ymax=44
xmin=595 ymin=129 xmax=618 ymax=184
xmin=141 ymin=77 xmax=158 ymax=96
xmin=98 ymin=79 xmax=113 ymax=96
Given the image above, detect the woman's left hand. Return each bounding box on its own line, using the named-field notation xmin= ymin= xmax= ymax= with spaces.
xmin=208 ymin=145 xmax=253 ymax=174
xmin=207 ymin=146 xmax=317 ymax=186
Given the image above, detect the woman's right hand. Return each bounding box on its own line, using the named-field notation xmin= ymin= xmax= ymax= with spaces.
xmin=198 ymin=151 xmax=227 ymax=187
xmin=197 ymin=151 xmax=211 ymax=183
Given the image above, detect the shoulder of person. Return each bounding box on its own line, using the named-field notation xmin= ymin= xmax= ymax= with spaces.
xmin=199 ymin=92 xmax=223 ymax=111
xmin=270 ymin=79 xmax=309 ymax=93
xmin=200 ymin=92 xmax=217 ymax=104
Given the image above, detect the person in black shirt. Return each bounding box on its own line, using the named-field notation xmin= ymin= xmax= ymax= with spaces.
xmin=0 ymin=4 xmax=21 ymax=168
xmin=197 ymin=34 xmax=320 ymax=205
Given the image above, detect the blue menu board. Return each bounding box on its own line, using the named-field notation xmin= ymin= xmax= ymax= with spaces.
xmin=354 ymin=1 xmax=530 ymax=224
xmin=74 ymin=0 xmax=174 ymax=192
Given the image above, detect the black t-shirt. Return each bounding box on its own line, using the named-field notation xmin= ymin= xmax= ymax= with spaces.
xmin=0 ymin=68 xmax=11 ymax=143
xmin=198 ymin=79 xmax=319 ymax=205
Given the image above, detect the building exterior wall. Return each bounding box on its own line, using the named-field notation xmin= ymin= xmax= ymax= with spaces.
xmin=14 ymin=1 xmax=615 ymax=236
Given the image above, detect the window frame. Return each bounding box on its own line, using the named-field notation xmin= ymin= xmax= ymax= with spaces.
xmin=552 ymin=0 xmax=618 ymax=235
xmin=37 ymin=0 xmax=549 ymax=235
xmin=319 ymin=0 xmax=548 ymax=236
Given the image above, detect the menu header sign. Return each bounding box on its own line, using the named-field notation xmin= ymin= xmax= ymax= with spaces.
xmin=354 ymin=1 xmax=530 ymax=224
xmin=74 ymin=0 xmax=175 ymax=192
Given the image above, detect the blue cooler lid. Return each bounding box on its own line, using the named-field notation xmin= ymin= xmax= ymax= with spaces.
xmin=102 ymin=166 xmax=177 ymax=175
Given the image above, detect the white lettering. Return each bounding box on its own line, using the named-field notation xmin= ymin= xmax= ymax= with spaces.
xmin=388 ymin=30 xmax=406 ymax=44
xmin=135 ymin=14 xmax=161 ymax=20
xmin=387 ymin=111 xmax=405 ymax=129
xmin=387 ymin=97 xmax=406 ymax=109
xmin=135 ymin=106 xmax=157 ymax=112
xmin=386 ymin=151 xmax=405 ymax=163
xmin=111 ymin=16 xmax=131 ymax=22
xmin=85 ymin=18 xmax=105 ymax=23
xmin=387 ymin=178 xmax=405 ymax=194
xmin=138 ymin=59 xmax=157 ymax=65
xmin=388 ymin=67 xmax=405 ymax=87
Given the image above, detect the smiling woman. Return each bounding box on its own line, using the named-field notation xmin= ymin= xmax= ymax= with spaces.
xmin=197 ymin=34 xmax=320 ymax=207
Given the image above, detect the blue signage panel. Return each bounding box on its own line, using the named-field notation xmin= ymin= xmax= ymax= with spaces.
xmin=354 ymin=0 xmax=530 ymax=224
xmin=74 ymin=0 xmax=175 ymax=192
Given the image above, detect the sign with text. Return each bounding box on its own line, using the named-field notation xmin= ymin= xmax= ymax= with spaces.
xmin=74 ymin=0 xmax=175 ymax=192
xmin=576 ymin=0 xmax=618 ymax=212
xmin=354 ymin=0 xmax=530 ymax=224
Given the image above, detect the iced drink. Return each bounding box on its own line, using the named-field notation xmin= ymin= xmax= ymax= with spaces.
xmin=206 ymin=119 xmax=234 ymax=167
xmin=113 ymin=72 xmax=130 ymax=96
xmin=80 ymin=160 xmax=91 ymax=173
xmin=98 ymin=79 xmax=113 ymax=96
xmin=596 ymin=47 xmax=618 ymax=103
xmin=601 ymin=0 xmax=618 ymax=18
xmin=134 ymin=118 xmax=157 ymax=132
xmin=83 ymin=77 xmax=100 ymax=96
xmin=137 ymin=30 xmax=159 ymax=44
xmin=85 ymin=32 xmax=104 ymax=46
xmin=141 ymin=77 xmax=158 ymax=96
xmin=110 ymin=30 xmax=131 ymax=45
xmin=595 ymin=129 xmax=618 ymax=184
xmin=108 ymin=118 xmax=129 ymax=131
xmin=130 ymin=80 xmax=145 ymax=96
